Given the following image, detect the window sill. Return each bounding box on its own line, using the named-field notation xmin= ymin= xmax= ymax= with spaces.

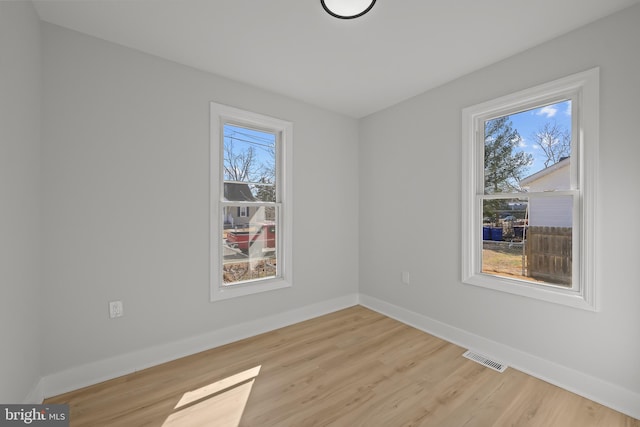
xmin=210 ymin=277 xmax=292 ymax=302
xmin=462 ymin=272 xmax=596 ymax=311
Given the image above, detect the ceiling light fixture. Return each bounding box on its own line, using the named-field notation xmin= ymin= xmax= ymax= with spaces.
xmin=321 ymin=0 xmax=376 ymax=19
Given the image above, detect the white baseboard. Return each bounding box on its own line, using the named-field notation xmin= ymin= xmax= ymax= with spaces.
xmin=359 ymin=293 xmax=640 ymax=421
xmin=23 ymin=377 xmax=44 ymax=404
xmin=42 ymin=293 xmax=359 ymax=399
xmin=35 ymin=291 xmax=640 ymax=420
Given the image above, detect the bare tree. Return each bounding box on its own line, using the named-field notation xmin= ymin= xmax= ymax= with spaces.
xmin=533 ymin=122 xmax=571 ymax=168
xmin=224 ymin=137 xmax=276 ymax=202
xmin=224 ymin=140 xmax=257 ymax=182
xmin=255 ymin=144 xmax=276 ymax=202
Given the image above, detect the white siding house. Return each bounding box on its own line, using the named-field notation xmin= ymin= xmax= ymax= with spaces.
xmin=520 ymin=157 xmax=571 ymax=227
xmin=223 ymin=182 xmax=257 ymax=228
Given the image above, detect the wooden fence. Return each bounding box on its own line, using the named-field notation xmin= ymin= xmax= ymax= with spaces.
xmin=525 ymin=226 xmax=572 ymax=285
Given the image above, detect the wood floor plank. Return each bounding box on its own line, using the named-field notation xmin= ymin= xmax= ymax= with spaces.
xmin=45 ymin=306 xmax=639 ymax=426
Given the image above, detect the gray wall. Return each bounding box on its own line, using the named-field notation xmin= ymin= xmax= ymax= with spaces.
xmin=41 ymin=23 xmax=359 ymax=376
xmin=359 ymin=4 xmax=640 ymax=394
xmin=0 ymin=2 xmax=42 ymax=403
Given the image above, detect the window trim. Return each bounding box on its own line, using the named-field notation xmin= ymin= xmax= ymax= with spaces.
xmin=461 ymin=68 xmax=599 ymax=311
xmin=210 ymin=102 xmax=293 ymax=301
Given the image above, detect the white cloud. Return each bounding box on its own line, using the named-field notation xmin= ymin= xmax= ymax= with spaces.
xmin=536 ymin=105 xmax=558 ymax=118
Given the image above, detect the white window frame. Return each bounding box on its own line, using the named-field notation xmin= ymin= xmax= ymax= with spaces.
xmin=210 ymin=102 xmax=293 ymax=301
xmin=461 ymin=68 xmax=599 ymax=311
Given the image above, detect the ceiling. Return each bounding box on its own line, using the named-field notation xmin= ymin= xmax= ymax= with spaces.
xmin=33 ymin=0 xmax=639 ymax=118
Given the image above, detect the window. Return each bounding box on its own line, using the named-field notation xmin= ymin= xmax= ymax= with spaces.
xmin=461 ymin=68 xmax=599 ymax=310
xmin=210 ymin=103 xmax=293 ymax=301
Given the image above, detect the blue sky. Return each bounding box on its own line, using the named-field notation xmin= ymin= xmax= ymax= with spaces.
xmin=507 ymin=100 xmax=572 ymax=177
xmin=226 ymin=102 xmax=572 ymax=184
xmin=223 ymin=124 xmax=276 ymax=182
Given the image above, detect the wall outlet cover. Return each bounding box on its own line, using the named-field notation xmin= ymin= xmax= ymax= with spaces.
xmin=109 ymin=301 xmax=123 ymax=318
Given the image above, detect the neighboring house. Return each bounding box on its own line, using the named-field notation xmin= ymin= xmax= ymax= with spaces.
xmin=520 ymin=157 xmax=571 ymax=227
xmin=223 ymin=182 xmax=257 ymax=228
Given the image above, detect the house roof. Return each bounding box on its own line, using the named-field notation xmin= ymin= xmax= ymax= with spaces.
xmin=520 ymin=157 xmax=570 ymax=186
xmin=224 ymin=182 xmax=256 ymax=202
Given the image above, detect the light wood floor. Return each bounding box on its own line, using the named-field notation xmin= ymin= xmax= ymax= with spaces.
xmin=45 ymin=306 xmax=639 ymax=426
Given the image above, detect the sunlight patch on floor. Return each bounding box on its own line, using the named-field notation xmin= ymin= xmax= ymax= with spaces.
xmin=163 ymin=365 xmax=261 ymax=427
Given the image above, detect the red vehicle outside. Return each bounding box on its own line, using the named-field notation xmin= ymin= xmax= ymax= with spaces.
xmin=226 ymin=222 xmax=276 ymax=253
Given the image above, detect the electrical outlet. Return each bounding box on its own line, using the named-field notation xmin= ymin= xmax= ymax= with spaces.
xmin=401 ymin=271 xmax=410 ymax=285
xmin=109 ymin=301 xmax=123 ymax=318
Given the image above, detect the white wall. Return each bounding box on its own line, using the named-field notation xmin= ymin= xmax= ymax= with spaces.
xmin=40 ymin=23 xmax=359 ymax=387
xmin=360 ymin=1 xmax=640 ymax=408
xmin=0 ymin=2 xmax=43 ymax=403
xmin=527 ymin=165 xmax=572 ymax=227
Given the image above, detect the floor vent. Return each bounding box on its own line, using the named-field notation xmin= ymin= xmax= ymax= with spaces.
xmin=463 ymin=350 xmax=508 ymax=373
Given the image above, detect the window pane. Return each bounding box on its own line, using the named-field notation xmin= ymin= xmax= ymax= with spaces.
xmin=223 ymin=205 xmax=277 ymax=285
xmin=223 ymin=124 xmax=276 ymax=190
xmin=482 ymin=197 xmax=528 ymax=230
xmin=482 ymin=196 xmax=573 ymax=287
xmin=481 ymin=197 xmax=528 ymax=281
xmin=484 ymin=100 xmax=572 ymax=195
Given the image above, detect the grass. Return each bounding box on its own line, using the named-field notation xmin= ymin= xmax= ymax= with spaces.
xmin=482 ymin=243 xmax=528 ymax=280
